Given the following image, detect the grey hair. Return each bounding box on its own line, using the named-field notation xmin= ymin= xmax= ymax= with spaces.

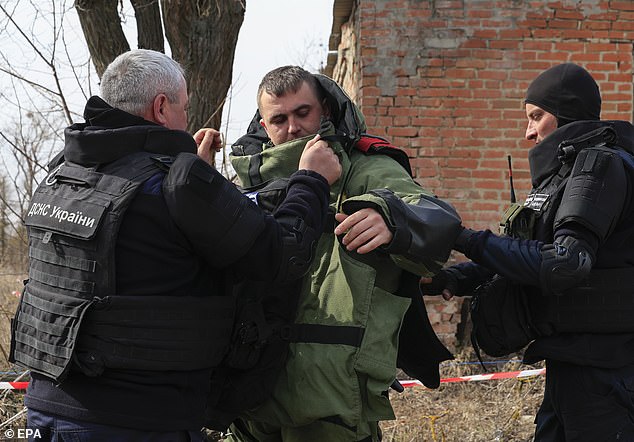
xmin=257 ymin=65 xmax=324 ymax=110
xmin=100 ymin=49 xmax=186 ymax=116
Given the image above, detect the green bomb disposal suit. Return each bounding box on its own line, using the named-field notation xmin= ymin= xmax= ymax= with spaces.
xmin=225 ymin=75 xmax=461 ymax=441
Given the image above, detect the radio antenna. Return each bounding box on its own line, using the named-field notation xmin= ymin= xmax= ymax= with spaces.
xmin=507 ymin=155 xmax=516 ymax=204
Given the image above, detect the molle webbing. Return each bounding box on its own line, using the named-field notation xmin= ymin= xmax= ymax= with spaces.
xmin=11 ymin=289 xmax=92 ymax=378
xmin=11 ymin=153 xmax=163 ymax=381
xmin=532 ymin=267 xmax=634 ymax=333
xmin=76 ymin=295 xmax=235 ymax=373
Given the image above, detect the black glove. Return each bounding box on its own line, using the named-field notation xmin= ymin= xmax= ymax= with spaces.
xmin=420 ymin=268 xmax=460 ymax=299
xmin=540 ymin=235 xmax=594 ymax=294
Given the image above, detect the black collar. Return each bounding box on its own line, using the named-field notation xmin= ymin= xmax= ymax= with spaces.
xmin=529 ymin=120 xmax=634 ymax=187
xmin=63 ymin=96 xmax=196 ymax=167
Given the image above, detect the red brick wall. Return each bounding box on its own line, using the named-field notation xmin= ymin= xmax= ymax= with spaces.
xmin=329 ymin=0 xmax=634 ymax=348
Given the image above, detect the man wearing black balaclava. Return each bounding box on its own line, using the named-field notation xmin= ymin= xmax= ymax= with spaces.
xmin=422 ymin=63 xmax=634 ymax=441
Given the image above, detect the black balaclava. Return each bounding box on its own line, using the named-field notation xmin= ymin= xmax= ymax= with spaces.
xmin=525 ymin=63 xmax=601 ymax=127
xmin=526 ymin=63 xmax=602 ymax=186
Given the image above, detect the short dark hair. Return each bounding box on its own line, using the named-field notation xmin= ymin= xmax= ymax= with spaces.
xmin=257 ymin=66 xmax=324 ymax=110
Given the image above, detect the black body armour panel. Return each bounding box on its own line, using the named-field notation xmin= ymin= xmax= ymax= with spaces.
xmin=554 ymin=147 xmax=626 ymax=242
xmin=77 ymin=294 xmax=234 ymax=376
xmin=11 ymin=153 xmax=159 ymax=380
xmin=529 ymin=141 xmax=634 ymax=333
xmin=472 ymin=125 xmax=634 ymax=359
xmin=532 ymin=267 xmax=634 ymax=333
xmin=524 ymin=168 xmax=569 ymax=243
xmin=11 ymin=152 xmax=237 ymax=381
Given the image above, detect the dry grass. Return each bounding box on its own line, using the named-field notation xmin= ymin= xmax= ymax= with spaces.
xmin=0 ymin=273 xmax=28 ymax=433
xmin=384 ymin=348 xmax=544 ymax=442
xmin=0 ymin=273 xmax=544 ymax=441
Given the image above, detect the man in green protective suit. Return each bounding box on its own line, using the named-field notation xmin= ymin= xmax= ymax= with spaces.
xmin=225 ymin=66 xmax=462 ymax=441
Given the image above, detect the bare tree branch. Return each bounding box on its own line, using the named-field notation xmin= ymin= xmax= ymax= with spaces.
xmin=0 ymin=2 xmax=77 ymax=125
xmin=0 ymin=131 xmax=49 ymax=174
xmin=0 ymin=66 xmax=60 ymax=97
xmin=0 ymin=3 xmax=52 ymax=66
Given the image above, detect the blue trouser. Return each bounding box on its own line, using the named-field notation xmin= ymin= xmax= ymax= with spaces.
xmin=534 ymin=360 xmax=634 ymax=442
xmin=27 ymin=409 xmax=204 ymax=442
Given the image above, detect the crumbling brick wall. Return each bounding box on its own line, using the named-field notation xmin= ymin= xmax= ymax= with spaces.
xmin=327 ymin=0 xmax=634 ymax=349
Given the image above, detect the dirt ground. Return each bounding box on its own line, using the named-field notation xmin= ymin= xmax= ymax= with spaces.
xmin=0 ymin=274 xmax=544 ymax=441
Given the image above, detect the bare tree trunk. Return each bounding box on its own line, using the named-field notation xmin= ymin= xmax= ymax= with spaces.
xmin=161 ymin=0 xmax=245 ymax=133
xmin=131 ymin=0 xmax=165 ymax=52
xmin=74 ymin=0 xmax=131 ymax=78
xmin=73 ymin=0 xmax=245 ymax=142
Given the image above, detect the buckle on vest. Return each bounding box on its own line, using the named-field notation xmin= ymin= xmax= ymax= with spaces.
xmin=237 ymin=322 xmax=259 ymax=344
xmin=557 ymin=126 xmax=617 ymax=163
xmin=44 ymin=163 xmax=63 ymax=186
xmin=42 ymin=231 xmax=53 ymax=244
xmin=279 ymin=325 xmax=292 ymax=341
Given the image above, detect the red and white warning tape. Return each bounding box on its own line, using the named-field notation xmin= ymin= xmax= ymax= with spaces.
xmin=0 ymin=382 xmax=29 ymax=390
xmin=400 ymin=368 xmax=546 ymax=388
xmin=0 ymin=369 xmax=546 ymax=391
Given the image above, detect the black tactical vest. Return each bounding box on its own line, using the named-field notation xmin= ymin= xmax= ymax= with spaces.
xmin=506 ymin=148 xmax=634 ymax=334
xmin=11 ymin=152 xmax=235 ymax=381
xmin=471 ymin=124 xmax=634 ymax=358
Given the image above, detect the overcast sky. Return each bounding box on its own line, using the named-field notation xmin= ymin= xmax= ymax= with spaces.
xmin=0 ymin=0 xmax=334 ymax=144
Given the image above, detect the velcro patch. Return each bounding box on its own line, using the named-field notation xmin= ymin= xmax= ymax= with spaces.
xmin=25 ymin=191 xmax=105 ymax=240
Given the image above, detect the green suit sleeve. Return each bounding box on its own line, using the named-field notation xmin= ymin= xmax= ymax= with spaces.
xmin=341 ymin=152 xmax=462 ymax=276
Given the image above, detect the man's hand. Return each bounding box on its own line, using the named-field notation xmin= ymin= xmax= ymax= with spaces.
xmin=298 ymin=134 xmax=341 ymax=185
xmin=194 ymin=128 xmax=223 ymax=165
xmin=334 ymin=208 xmax=393 ymax=254
xmin=420 ymin=270 xmax=459 ymax=301
xmin=540 ymin=235 xmax=593 ymax=294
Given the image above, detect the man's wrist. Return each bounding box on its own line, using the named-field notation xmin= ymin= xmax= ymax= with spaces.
xmin=293 ymin=169 xmax=329 ymax=186
xmin=454 ymin=227 xmax=477 ymax=255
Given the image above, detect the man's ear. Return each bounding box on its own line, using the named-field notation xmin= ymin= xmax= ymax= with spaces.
xmin=259 ymin=118 xmax=271 ymax=137
xmin=152 ymin=94 xmax=169 ymax=126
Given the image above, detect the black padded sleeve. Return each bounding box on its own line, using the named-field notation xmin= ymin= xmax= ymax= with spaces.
xmin=366 ymin=189 xmax=462 ymax=270
xmin=162 ymin=153 xmax=329 ymax=281
xmin=235 ymin=170 xmax=329 ymax=283
xmin=554 ymin=147 xmax=627 ymax=243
